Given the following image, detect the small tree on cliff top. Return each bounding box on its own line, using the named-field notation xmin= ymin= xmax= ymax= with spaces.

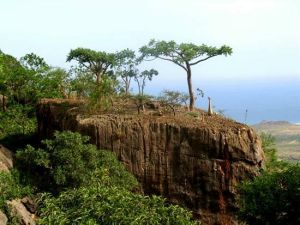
xmin=115 ymin=48 xmax=137 ymax=95
xmin=67 ymin=48 xmax=115 ymax=84
xmin=140 ymin=39 xmax=232 ymax=111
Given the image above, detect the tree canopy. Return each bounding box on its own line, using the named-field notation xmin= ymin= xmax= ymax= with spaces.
xmin=140 ymin=39 xmax=232 ymax=110
xmin=67 ymin=48 xmax=116 ymax=84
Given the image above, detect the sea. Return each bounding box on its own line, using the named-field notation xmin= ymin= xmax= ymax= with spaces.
xmin=146 ymin=77 xmax=300 ymax=125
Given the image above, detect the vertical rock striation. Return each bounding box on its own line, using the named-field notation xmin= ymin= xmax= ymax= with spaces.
xmin=37 ymin=99 xmax=264 ymax=225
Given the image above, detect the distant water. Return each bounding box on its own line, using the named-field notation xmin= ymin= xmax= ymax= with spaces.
xmin=146 ymin=77 xmax=300 ymax=125
xmin=195 ymin=79 xmax=300 ymax=125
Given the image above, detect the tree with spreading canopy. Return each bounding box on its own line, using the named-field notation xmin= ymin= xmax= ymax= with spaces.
xmin=139 ymin=39 xmax=232 ymax=110
xmin=67 ymin=48 xmax=116 ymax=84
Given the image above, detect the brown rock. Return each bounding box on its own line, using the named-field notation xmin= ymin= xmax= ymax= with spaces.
xmin=0 ymin=145 xmax=13 ymax=172
xmin=21 ymin=197 xmax=36 ymax=214
xmin=0 ymin=210 xmax=7 ymax=225
xmin=37 ymin=99 xmax=265 ymax=225
xmin=6 ymin=199 xmax=36 ymax=225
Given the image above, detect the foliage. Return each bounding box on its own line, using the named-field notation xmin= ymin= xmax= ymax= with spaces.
xmin=130 ymin=94 xmax=154 ymax=114
xmin=16 ymin=131 xmax=138 ymax=191
xmin=37 ymin=68 xmax=70 ymax=99
xmin=115 ymin=49 xmax=137 ymax=95
xmin=238 ymin=164 xmax=300 ymax=225
xmin=67 ymin=48 xmax=116 ymax=83
xmin=86 ymin=74 xmax=120 ymax=112
xmin=140 ymin=39 xmax=232 ymax=110
xmin=20 ymin=52 xmax=49 ymax=72
xmin=69 ymin=66 xmax=95 ymax=98
xmin=238 ymin=133 xmax=300 ymax=225
xmin=0 ymin=51 xmax=27 ymax=102
xmin=0 ymin=104 xmax=37 ymax=151
xmin=0 ymin=170 xmax=33 ymax=210
xmin=1 ymin=51 xmax=70 ymax=104
xmin=133 ymin=69 xmax=158 ymax=96
xmin=260 ymin=132 xmax=289 ymax=170
xmin=157 ymin=90 xmax=189 ymax=115
xmin=38 ymin=184 xmax=196 ymax=225
xmin=14 ymin=131 xmax=195 ymax=224
xmin=16 ymin=131 xmax=99 ymax=189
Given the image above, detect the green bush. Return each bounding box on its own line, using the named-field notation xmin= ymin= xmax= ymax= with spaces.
xmin=238 ymin=133 xmax=300 ymax=225
xmin=0 ymin=104 xmax=36 ymax=138
xmin=238 ymin=164 xmax=300 ymax=225
xmin=0 ymin=170 xmax=33 ymax=210
xmin=16 ymin=131 xmax=138 ymax=191
xmin=16 ymin=131 xmax=196 ymax=224
xmin=38 ymin=185 xmax=196 ymax=225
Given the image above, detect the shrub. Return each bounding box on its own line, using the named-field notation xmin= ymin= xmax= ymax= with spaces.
xmin=16 ymin=131 xmax=138 ymax=191
xmin=0 ymin=170 xmax=33 ymax=210
xmin=238 ymin=133 xmax=300 ymax=225
xmin=38 ymin=185 xmax=196 ymax=225
xmin=238 ymin=164 xmax=300 ymax=225
xmin=16 ymin=131 xmax=196 ymax=224
xmin=0 ymin=104 xmax=36 ymax=150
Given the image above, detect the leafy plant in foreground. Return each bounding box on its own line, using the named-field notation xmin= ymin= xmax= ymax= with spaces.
xmin=38 ymin=185 xmax=196 ymax=225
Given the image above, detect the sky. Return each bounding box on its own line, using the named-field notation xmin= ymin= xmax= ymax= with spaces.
xmin=1 ymin=0 xmax=300 ymax=123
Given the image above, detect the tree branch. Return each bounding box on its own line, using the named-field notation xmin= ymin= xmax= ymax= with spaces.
xmin=157 ymin=56 xmax=187 ymax=71
xmin=190 ymin=55 xmax=217 ymax=66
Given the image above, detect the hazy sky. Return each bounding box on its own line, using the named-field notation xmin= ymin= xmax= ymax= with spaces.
xmin=1 ymin=0 xmax=300 ymax=123
xmin=1 ymin=0 xmax=299 ymax=79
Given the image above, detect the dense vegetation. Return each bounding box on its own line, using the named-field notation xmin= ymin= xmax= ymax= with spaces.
xmin=238 ymin=133 xmax=300 ymax=225
xmin=1 ymin=131 xmax=196 ymax=224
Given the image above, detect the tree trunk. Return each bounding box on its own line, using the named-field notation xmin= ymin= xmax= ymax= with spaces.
xmin=186 ymin=64 xmax=195 ymax=111
xmin=96 ymin=74 xmax=100 ymax=84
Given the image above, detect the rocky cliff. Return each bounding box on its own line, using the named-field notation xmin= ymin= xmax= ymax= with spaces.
xmin=37 ymin=99 xmax=264 ymax=225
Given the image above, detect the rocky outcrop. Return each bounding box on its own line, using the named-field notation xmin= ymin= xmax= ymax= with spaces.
xmin=6 ymin=199 xmax=36 ymax=225
xmin=0 ymin=210 xmax=7 ymax=225
xmin=37 ymin=99 xmax=265 ymax=225
xmin=0 ymin=145 xmax=13 ymax=172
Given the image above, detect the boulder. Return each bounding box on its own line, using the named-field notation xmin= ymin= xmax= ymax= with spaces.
xmin=21 ymin=197 xmax=36 ymax=214
xmin=0 ymin=210 xmax=7 ymax=225
xmin=0 ymin=145 xmax=13 ymax=172
xmin=6 ymin=199 xmax=36 ymax=225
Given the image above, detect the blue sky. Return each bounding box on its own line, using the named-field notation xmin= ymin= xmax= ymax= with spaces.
xmin=1 ymin=0 xmax=299 ymax=123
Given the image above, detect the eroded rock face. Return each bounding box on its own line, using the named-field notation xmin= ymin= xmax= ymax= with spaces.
xmin=37 ymin=99 xmax=265 ymax=225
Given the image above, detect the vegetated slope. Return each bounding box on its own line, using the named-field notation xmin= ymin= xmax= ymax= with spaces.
xmin=253 ymin=121 xmax=300 ymax=162
xmin=37 ymin=98 xmax=265 ymax=225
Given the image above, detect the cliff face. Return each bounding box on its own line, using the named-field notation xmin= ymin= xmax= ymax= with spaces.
xmin=37 ymin=99 xmax=264 ymax=225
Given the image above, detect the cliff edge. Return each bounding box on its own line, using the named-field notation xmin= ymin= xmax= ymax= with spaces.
xmin=37 ymin=99 xmax=264 ymax=225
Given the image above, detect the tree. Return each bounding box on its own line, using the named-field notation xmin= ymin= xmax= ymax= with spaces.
xmin=20 ymin=52 xmax=49 ymax=72
xmin=134 ymin=69 xmax=158 ymax=96
xmin=67 ymin=48 xmax=115 ymax=84
xmin=157 ymin=90 xmax=189 ymax=116
xmin=0 ymin=51 xmax=27 ymax=103
xmin=115 ymin=49 xmax=137 ymax=95
xmin=140 ymin=39 xmax=232 ymax=110
xmin=69 ymin=66 xmax=95 ymax=98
